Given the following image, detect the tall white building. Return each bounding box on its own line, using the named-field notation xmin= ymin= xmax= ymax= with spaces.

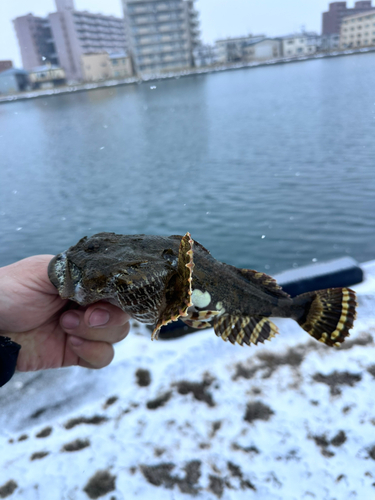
xmin=122 ymin=0 xmax=200 ymax=74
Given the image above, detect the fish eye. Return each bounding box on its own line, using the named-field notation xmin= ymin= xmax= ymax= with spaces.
xmin=86 ymin=242 xmax=100 ymax=252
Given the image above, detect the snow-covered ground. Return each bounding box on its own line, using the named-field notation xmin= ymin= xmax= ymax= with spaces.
xmin=1 ymin=261 xmax=375 ymax=499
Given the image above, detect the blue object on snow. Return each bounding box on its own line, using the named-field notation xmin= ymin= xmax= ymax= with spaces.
xmin=274 ymin=257 xmax=363 ymax=297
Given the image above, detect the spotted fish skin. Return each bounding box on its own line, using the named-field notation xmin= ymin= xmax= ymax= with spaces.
xmin=48 ymin=232 xmax=357 ymax=347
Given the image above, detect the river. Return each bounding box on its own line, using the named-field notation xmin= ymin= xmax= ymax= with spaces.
xmin=1 ymin=52 xmax=374 ymax=272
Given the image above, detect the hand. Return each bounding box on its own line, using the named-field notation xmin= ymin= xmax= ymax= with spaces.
xmin=0 ymin=255 xmax=130 ymax=372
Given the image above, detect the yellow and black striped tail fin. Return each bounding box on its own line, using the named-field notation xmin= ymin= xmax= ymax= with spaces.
xmin=213 ymin=314 xmax=279 ymax=346
xmin=294 ymin=288 xmax=357 ymax=347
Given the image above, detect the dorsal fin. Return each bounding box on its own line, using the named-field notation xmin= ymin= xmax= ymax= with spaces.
xmin=234 ymin=267 xmax=290 ymax=299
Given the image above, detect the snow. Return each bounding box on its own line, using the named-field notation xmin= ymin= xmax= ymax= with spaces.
xmin=1 ymin=261 xmax=375 ymax=499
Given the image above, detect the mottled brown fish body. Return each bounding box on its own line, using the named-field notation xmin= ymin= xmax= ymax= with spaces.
xmin=48 ymin=232 xmax=357 ymax=348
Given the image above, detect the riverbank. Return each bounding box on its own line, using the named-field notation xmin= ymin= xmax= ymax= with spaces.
xmin=1 ymin=260 xmax=374 ymax=499
xmin=1 ymin=46 xmax=375 ymax=104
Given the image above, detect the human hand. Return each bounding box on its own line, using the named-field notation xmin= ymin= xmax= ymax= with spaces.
xmin=0 ymin=255 xmax=130 ymax=372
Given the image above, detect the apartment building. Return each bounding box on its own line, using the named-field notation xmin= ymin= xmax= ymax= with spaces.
xmin=322 ymin=1 xmax=375 ymax=35
xmin=122 ymin=0 xmax=200 ymax=74
xmin=243 ymin=39 xmax=282 ymax=61
xmin=81 ymin=52 xmax=133 ymax=81
xmin=340 ymin=9 xmax=375 ymax=47
xmin=193 ymin=44 xmax=218 ymax=67
xmin=320 ymin=33 xmax=341 ymax=50
xmin=49 ymin=0 xmax=127 ymax=81
xmin=281 ymin=32 xmax=321 ymax=57
xmin=13 ymin=0 xmax=127 ymax=81
xmin=28 ymin=65 xmax=66 ymax=89
xmin=110 ymin=53 xmax=133 ymax=78
xmin=13 ymin=14 xmax=59 ymax=70
xmin=215 ymin=35 xmax=266 ymax=63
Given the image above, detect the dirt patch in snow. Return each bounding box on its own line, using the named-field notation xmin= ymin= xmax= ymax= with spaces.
xmin=311 ymin=430 xmax=347 ymax=456
xmin=135 ymin=368 xmax=151 ymax=387
xmin=257 ymin=347 xmax=305 ymax=378
xmin=210 ymin=420 xmax=222 ymax=438
xmin=83 ymin=470 xmax=116 ymax=499
xmin=64 ymin=415 xmax=108 ymax=429
xmin=0 ymin=480 xmax=18 ymax=499
xmin=312 ymin=371 xmax=362 ymax=395
xmin=231 ymin=442 xmax=260 ymax=454
xmin=30 ymin=451 xmax=49 ymax=461
xmin=36 ymin=426 xmax=52 ymax=438
xmin=244 ymin=401 xmax=274 ymax=423
xmin=141 ymin=460 xmax=201 ymax=495
xmin=175 ymin=375 xmax=215 ymax=407
xmin=227 ymin=461 xmax=256 ymax=490
xmin=368 ymin=445 xmax=375 ymax=461
xmin=233 ymin=346 xmax=305 ymax=381
xmin=103 ymin=396 xmax=118 ymax=409
xmin=338 ymin=332 xmax=373 ymax=350
xmin=62 ymin=438 xmax=90 ymax=452
xmin=208 ymin=475 xmax=224 ymax=498
xmin=232 ymin=364 xmax=257 ymax=381
xmin=146 ymin=391 xmax=172 ymax=410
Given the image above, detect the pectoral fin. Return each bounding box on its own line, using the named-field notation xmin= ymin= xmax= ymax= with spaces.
xmin=152 ymin=233 xmax=194 ymax=340
xmin=213 ymin=315 xmax=279 ymax=346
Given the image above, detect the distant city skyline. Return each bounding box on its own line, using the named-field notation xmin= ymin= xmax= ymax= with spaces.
xmin=1 ymin=0 xmax=344 ymax=67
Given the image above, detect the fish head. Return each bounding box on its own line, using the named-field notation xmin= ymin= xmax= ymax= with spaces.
xmin=48 ymin=232 xmax=173 ymax=307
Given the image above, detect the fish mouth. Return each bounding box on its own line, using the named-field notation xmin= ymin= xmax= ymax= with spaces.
xmin=48 ymin=252 xmax=86 ymax=302
xmin=48 ymin=252 xmax=67 ymax=290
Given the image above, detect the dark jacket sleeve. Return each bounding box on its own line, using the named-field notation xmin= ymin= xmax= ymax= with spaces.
xmin=0 ymin=336 xmax=21 ymax=387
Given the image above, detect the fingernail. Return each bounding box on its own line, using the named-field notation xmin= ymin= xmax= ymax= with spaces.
xmin=62 ymin=312 xmax=80 ymax=329
xmin=69 ymin=335 xmax=84 ymax=347
xmin=89 ymin=308 xmax=110 ymax=327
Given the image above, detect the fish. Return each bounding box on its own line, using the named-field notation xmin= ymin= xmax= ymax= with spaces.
xmin=48 ymin=232 xmax=357 ymax=347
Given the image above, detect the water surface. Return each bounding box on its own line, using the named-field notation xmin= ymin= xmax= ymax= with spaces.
xmin=1 ymin=53 xmax=375 ymax=272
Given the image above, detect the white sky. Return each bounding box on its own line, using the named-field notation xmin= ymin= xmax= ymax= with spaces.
xmin=1 ymin=0 xmax=334 ymax=67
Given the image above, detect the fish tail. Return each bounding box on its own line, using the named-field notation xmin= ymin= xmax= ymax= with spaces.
xmin=292 ymin=288 xmax=357 ymax=346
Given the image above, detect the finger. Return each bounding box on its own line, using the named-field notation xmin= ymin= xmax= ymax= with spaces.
xmin=68 ymin=336 xmax=114 ymax=369
xmin=60 ymin=303 xmax=131 ymax=344
xmin=84 ymin=302 xmax=130 ymax=329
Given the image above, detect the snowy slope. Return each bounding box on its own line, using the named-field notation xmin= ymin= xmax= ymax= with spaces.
xmin=1 ymin=261 xmax=375 ymax=500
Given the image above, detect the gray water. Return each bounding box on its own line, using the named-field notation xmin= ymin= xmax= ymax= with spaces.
xmin=1 ymin=53 xmax=375 ymax=272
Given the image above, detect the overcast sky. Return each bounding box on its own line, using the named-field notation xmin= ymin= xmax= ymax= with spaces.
xmin=1 ymin=0 xmax=333 ymax=66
